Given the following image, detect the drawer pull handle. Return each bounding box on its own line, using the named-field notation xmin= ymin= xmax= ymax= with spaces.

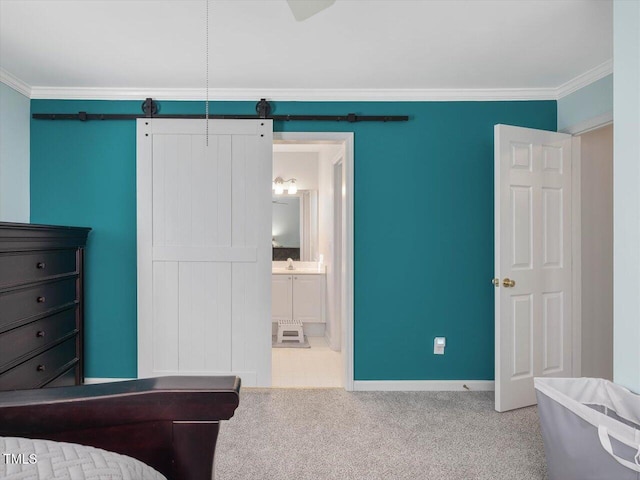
xmin=36 ymin=331 xmax=45 ymax=338
xmin=37 ymin=262 xmax=46 ymax=270
xmin=37 ymin=296 xmax=46 ymax=303
xmin=36 ymin=365 xmax=46 ymax=372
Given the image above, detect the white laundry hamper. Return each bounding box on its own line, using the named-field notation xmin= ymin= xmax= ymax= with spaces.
xmin=535 ymin=377 xmax=640 ymax=480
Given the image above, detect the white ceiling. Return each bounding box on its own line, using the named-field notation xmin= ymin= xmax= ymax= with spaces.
xmin=0 ymin=0 xmax=613 ymax=99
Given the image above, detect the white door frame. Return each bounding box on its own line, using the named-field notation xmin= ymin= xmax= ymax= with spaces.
xmin=559 ymin=112 xmax=613 ymax=136
xmin=274 ymin=131 xmax=355 ymax=391
xmin=571 ymin=136 xmax=581 ymax=378
xmin=558 ymin=112 xmax=613 ymax=377
xmin=561 ymin=116 xmax=613 ymax=379
xmin=332 ymin=157 xmax=344 ymax=353
xmin=563 ymin=115 xmax=613 ymax=378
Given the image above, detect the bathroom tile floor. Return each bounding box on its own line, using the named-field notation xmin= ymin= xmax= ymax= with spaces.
xmin=272 ymin=336 xmax=342 ymax=388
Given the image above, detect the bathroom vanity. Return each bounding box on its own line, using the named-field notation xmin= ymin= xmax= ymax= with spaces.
xmin=272 ymin=263 xmax=326 ymax=328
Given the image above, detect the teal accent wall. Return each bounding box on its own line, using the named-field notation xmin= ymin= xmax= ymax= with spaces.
xmin=0 ymin=82 xmax=30 ymax=222
xmin=30 ymin=99 xmax=556 ymax=380
xmin=557 ymin=74 xmax=613 ymax=132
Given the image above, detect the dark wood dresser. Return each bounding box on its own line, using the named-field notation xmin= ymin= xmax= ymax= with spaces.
xmin=0 ymin=223 xmax=90 ymax=390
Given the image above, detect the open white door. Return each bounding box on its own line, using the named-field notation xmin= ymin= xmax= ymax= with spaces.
xmin=137 ymin=119 xmax=273 ymax=387
xmin=494 ymin=124 xmax=576 ymax=412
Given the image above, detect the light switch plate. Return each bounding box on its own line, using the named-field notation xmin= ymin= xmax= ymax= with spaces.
xmin=434 ymin=337 xmax=446 ymax=355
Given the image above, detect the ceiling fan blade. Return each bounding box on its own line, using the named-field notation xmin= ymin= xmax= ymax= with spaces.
xmin=286 ymin=0 xmax=336 ymax=21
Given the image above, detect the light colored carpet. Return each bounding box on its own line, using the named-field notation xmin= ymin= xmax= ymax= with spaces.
xmin=215 ymin=389 xmax=547 ymax=480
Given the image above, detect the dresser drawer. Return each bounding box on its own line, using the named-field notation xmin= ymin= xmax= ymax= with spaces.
xmin=0 ymin=278 xmax=77 ymax=331
xmin=44 ymin=366 xmax=78 ymax=388
xmin=0 ymin=337 xmax=77 ymax=390
xmin=0 ymin=308 xmax=77 ymax=372
xmin=0 ymin=250 xmax=77 ymax=288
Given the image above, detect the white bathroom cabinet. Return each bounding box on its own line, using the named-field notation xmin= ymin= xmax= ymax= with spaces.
xmin=272 ymin=274 xmax=294 ymax=322
xmin=271 ymin=274 xmax=325 ymax=323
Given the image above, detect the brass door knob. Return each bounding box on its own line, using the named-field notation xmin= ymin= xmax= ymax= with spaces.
xmin=492 ymin=278 xmax=500 ymax=287
xmin=503 ymin=278 xmax=516 ymax=288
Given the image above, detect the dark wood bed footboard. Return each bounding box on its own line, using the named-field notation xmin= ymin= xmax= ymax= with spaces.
xmin=0 ymin=376 xmax=240 ymax=480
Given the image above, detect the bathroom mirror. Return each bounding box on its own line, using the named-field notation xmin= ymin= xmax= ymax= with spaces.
xmin=272 ymin=190 xmax=318 ymax=261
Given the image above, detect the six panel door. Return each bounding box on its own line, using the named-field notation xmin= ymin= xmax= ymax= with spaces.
xmin=494 ymin=124 xmax=574 ymax=412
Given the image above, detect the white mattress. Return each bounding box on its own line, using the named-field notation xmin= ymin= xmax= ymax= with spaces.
xmin=0 ymin=437 xmax=167 ymax=480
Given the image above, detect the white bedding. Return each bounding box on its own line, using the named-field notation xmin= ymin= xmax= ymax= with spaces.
xmin=0 ymin=437 xmax=167 ymax=480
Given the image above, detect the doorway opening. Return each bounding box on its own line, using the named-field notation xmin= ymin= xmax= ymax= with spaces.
xmin=577 ymin=123 xmax=613 ymax=381
xmin=270 ymin=133 xmax=354 ymax=390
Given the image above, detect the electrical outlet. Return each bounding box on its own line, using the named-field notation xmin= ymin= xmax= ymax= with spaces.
xmin=434 ymin=337 xmax=446 ymax=355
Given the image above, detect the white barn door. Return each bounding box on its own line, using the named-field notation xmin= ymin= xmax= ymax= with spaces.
xmin=494 ymin=124 xmax=576 ymax=412
xmin=137 ymin=119 xmax=272 ymax=386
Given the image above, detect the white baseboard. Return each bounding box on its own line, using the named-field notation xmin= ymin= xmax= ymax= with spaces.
xmin=353 ymin=380 xmax=495 ymax=392
xmin=327 ymin=334 xmax=340 ymax=352
xmin=85 ymin=377 xmax=494 ymax=391
xmin=83 ymin=377 xmax=136 ymax=384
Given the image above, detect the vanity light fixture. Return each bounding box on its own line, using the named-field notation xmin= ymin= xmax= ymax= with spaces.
xmin=273 ymin=177 xmax=297 ymax=195
xmin=274 ymin=178 xmax=284 ymax=195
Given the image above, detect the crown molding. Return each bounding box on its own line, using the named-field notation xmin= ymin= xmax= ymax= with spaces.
xmin=4 ymin=59 xmax=613 ymax=102
xmin=28 ymin=85 xmax=559 ymax=101
xmin=30 ymin=87 xmax=206 ymax=101
xmin=556 ymin=59 xmax=613 ymax=99
xmin=0 ymin=68 xmax=31 ymax=98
